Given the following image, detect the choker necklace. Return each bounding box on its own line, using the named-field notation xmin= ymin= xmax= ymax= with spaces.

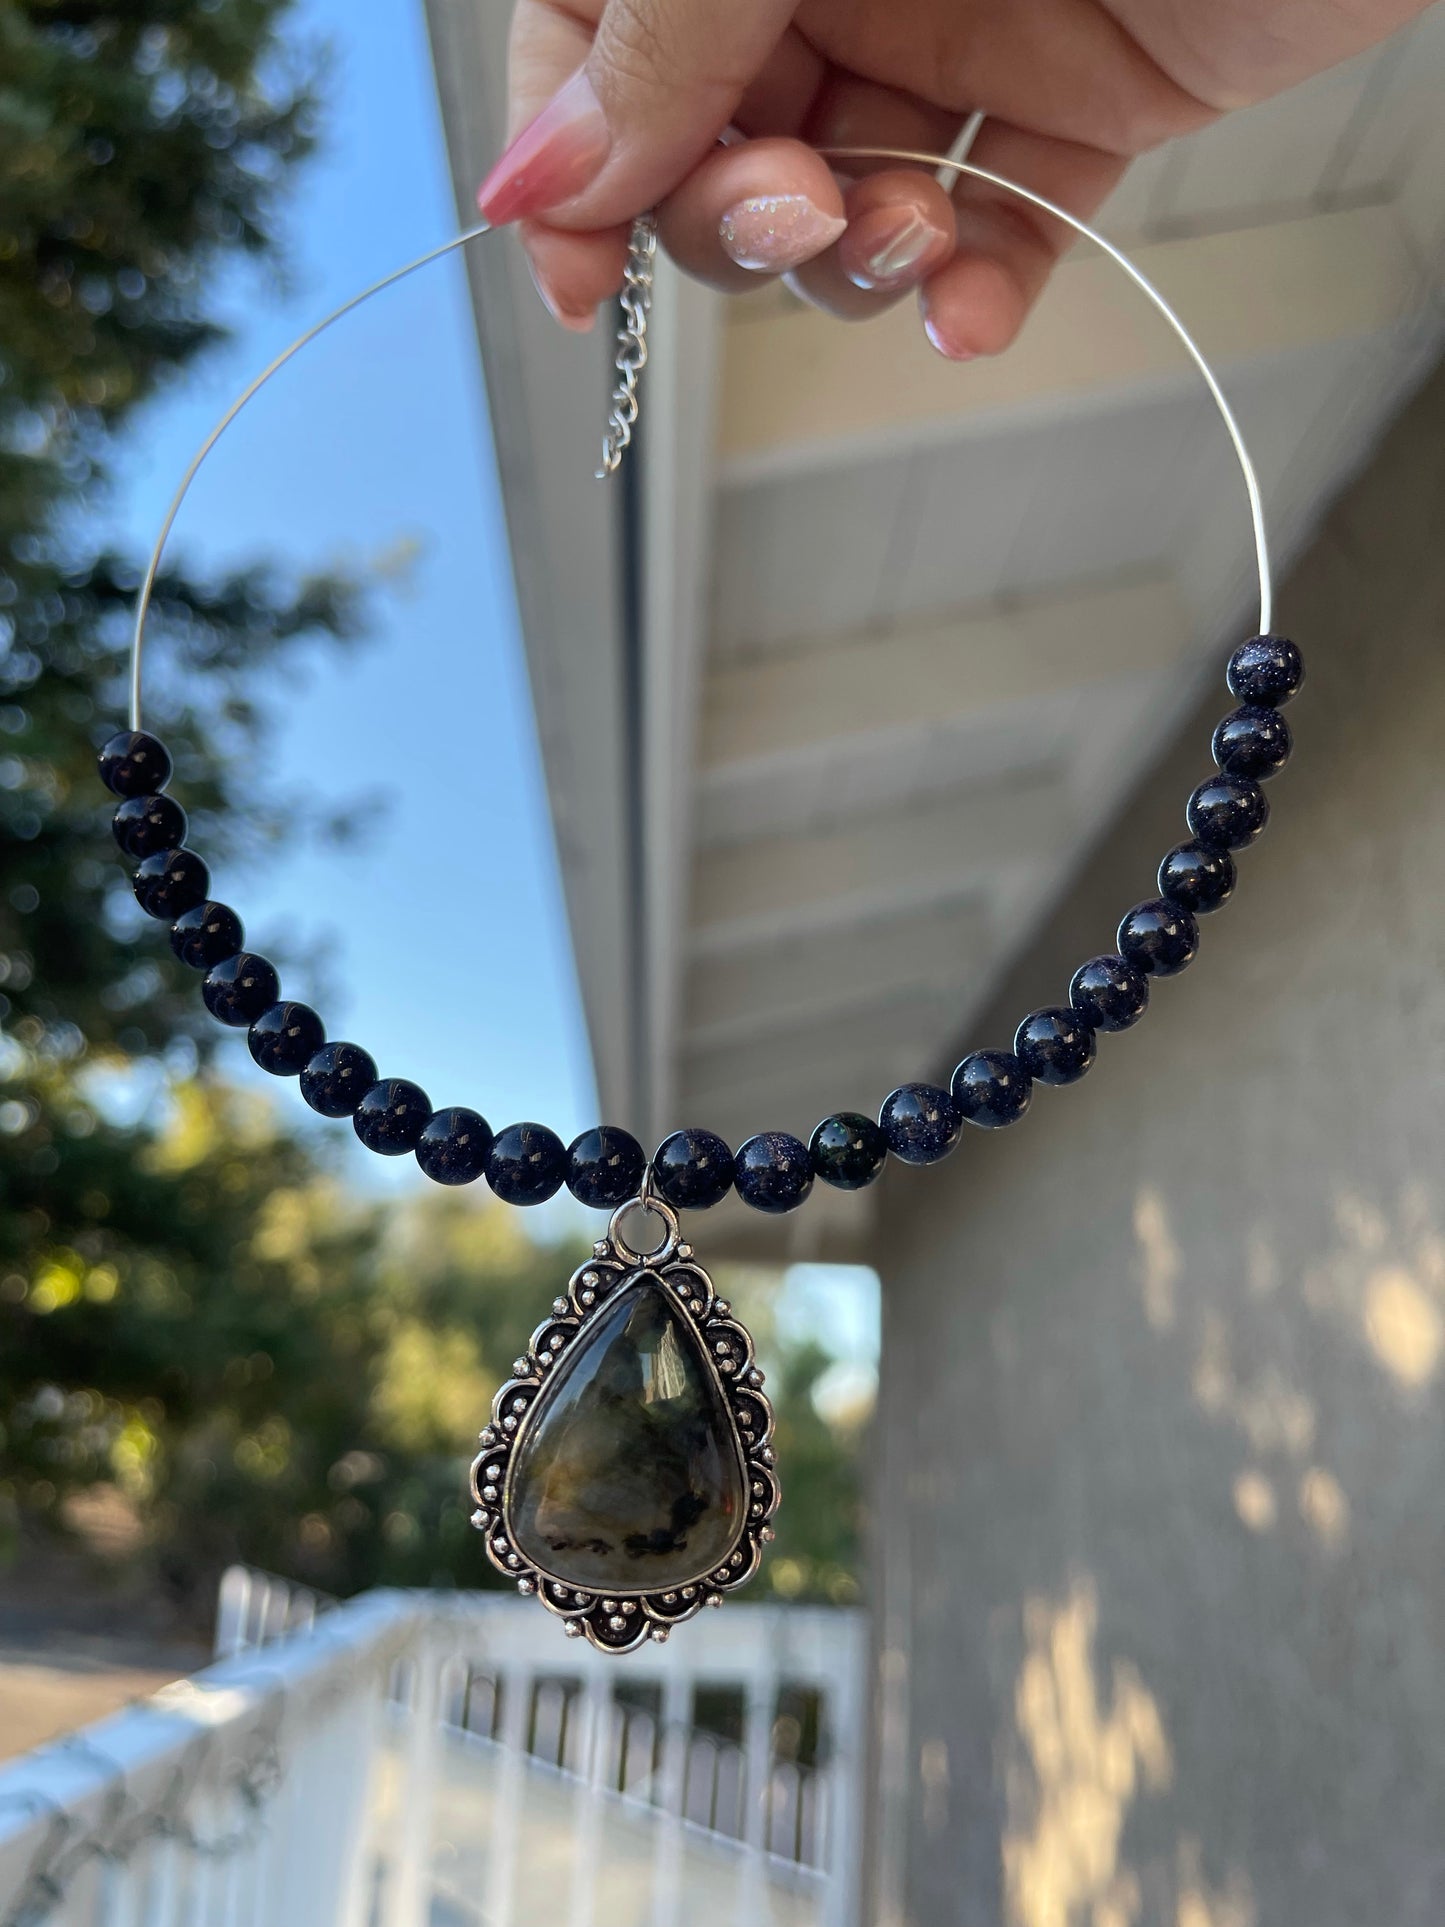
xmin=94 ymin=147 xmax=1300 ymax=1653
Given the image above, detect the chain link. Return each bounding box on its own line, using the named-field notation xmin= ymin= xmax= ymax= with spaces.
xmin=596 ymin=214 xmax=657 ymax=479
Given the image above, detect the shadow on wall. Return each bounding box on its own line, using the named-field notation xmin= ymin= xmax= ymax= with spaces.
xmin=872 ymin=358 xmax=1445 ymax=1927
xmin=1000 ymin=1580 xmax=1255 ymax=1927
xmin=985 ymin=1175 xmax=1445 ymax=1927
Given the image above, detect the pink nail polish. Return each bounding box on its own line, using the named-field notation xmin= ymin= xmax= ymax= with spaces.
xmin=526 ymin=257 xmax=597 ymax=335
xmin=922 ymin=304 xmax=979 ymax=362
xmin=843 ymin=208 xmax=942 ymax=292
xmin=718 ymin=195 xmax=847 ymax=273
xmin=476 ymin=69 xmax=610 ymax=227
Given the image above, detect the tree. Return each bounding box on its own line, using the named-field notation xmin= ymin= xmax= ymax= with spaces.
xmin=1 ymin=1073 xmax=591 ymax=1605
xmin=0 ymin=1 xmax=868 ymax=1621
xmin=0 ymin=1 xmax=372 ymax=1599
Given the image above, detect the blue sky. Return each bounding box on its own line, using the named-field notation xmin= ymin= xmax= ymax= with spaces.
xmin=106 ymin=0 xmax=594 ymax=1207
xmin=100 ymin=0 xmax=880 ymax=1362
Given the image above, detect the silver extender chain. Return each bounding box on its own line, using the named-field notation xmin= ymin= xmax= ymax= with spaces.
xmin=596 ymin=212 xmax=657 ymax=479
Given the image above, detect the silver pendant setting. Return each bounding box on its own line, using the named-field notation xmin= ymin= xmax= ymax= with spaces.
xmin=469 ymin=1195 xmax=779 ymax=1653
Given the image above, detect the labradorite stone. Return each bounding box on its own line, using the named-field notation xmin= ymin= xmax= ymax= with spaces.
xmin=505 ymin=1278 xmax=746 ymax=1591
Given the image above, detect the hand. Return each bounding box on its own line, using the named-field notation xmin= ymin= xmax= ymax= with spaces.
xmin=477 ymin=0 xmax=1432 ymax=358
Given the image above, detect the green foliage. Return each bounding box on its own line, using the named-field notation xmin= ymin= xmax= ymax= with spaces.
xmin=0 ymin=1075 xmax=591 ymax=1607
xmin=0 ymin=0 xmax=382 ymax=1608
xmin=1 ymin=1 xmax=319 ymax=509
xmin=0 ymin=0 xmax=868 ymax=1626
xmin=0 ymin=1073 xmax=867 ymax=1613
xmin=718 ymin=1268 xmax=867 ymax=1605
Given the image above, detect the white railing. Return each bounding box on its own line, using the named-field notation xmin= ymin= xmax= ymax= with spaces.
xmin=0 ymin=1583 xmax=867 ymax=1927
xmin=213 ymin=1564 xmax=334 ymax=1659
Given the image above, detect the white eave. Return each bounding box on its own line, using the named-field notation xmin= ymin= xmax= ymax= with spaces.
xmin=426 ymin=1 xmax=1445 ymax=1252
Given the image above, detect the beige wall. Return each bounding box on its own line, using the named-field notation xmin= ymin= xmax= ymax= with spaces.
xmin=866 ymin=362 xmax=1445 ymax=1926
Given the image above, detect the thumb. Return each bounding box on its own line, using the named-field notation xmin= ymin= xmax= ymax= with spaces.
xmin=477 ymin=0 xmax=797 ymax=229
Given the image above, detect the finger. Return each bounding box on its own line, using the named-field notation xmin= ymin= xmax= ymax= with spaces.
xmin=786 ymin=169 xmax=957 ymax=319
xmin=799 ymin=70 xmax=967 ymax=162
xmin=477 ymin=0 xmax=800 ymax=230
xmin=518 ymin=219 xmax=632 ymax=332
xmin=655 ymin=137 xmax=846 ymax=291
xmin=917 ymin=121 xmax=1128 ymax=359
xmin=777 ymin=80 xmax=976 ymax=318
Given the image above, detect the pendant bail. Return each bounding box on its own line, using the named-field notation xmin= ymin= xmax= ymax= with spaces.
xmin=608 ymin=1169 xmax=680 ymax=1268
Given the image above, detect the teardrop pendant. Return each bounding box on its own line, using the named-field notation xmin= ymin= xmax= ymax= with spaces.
xmin=469 ymin=1195 xmax=779 ymax=1652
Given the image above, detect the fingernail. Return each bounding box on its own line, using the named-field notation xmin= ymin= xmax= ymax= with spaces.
xmin=476 ymin=69 xmax=610 ymax=227
xmin=922 ymin=301 xmax=979 ymax=362
xmin=526 ymin=257 xmax=596 ymax=334
xmin=842 ymin=207 xmax=943 ymax=292
xmin=718 ymin=195 xmax=847 ymax=273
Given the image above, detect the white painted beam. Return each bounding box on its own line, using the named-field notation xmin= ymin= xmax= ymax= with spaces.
xmin=639 ymin=263 xmax=723 ymax=1142
xmin=716 ymin=204 xmax=1425 ymax=485
xmin=423 ymin=0 xmax=639 ymax=1122
xmin=689 ymin=776 xmax=1064 ymax=955
xmin=700 ymin=577 xmax=1184 ymax=771
xmin=698 ymin=665 xmax=1186 ymax=852
xmin=684 ymin=897 xmax=991 ymax=1042
xmin=679 ymin=1051 xmax=933 ymax=1149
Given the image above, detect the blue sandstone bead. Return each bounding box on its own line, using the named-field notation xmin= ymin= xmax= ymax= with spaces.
xmin=171 ymin=901 xmax=243 ymax=969
xmin=354 ymin=1078 xmax=432 ymax=1155
xmin=810 ymin=1113 xmax=888 ymax=1190
xmin=301 ymin=1042 xmax=377 ymax=1118
xmin=1118 ymin=899 xmax=1198 ymax=977
xmin=879 ymin=1084 xmax=961 ymax=1165
xmin=567 ymin=1127 xmax=646 ymax=1209
xmin=487 ymin=1122 xmax=568 ymax=1204
xmin=202 ymin=952 xmax=280 ymax=1027
xmin=132 ymin=848 xmax=209 ymax=920
xmin=1069 ymin=955 xmax=1149 ymax=1032
xmin=952 ymin=1050 xmax=1033 ymax=1127
xmin=1212 ymin=705 xmax=1291 ymax=780
xmin=1013 ymin=1009 xmax=1096 ymax=1087
xmin=1226 ymin=634 xmax=1303 ymax=707
xmin=1187 ymin=775 xmax=1268 ymax=851
xmin=734 ymin=1132 xmax=814 ymax=1213
xmin=1158 ymin=841 xmax=1235 ymax=914
xmin=98 ymin=729 xmax=172 ymax=798
xmin=113 ymin=793 xmax=186 ymax=860
xmin=248 ymin=1001 xmax=325 ymax=1077
xmin=417 ymin=1107 xmax=494 ymax=1186
xmin=652 ymin=1128 xmax=735 ymax=1209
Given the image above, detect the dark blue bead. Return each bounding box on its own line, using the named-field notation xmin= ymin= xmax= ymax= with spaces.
xmin=417 ymin=1107 xmax=494 ymax=1186
xmin=1013 ymin=1008 xmax=1096 ymax=1087
xmin=132 ymin=848 xmax=209 ymax=920
xmin=1227 ymin=633 xmax=1303 ymax=707
xmin=567 ymin=1126 xmax=645 ymax=1209
xmin=354 ymin=1079 xmax=432 ymax=1155
xmin=810 ymin=1112 xmax=887 ymax=1191
xmin=952 ymin=1050 xmax=1033 ymax=1128
xmin=734 ymin=1132 xmax=814 ymax=1214
xmin=1069 ymin=954 xmax=1149 ymax=1032
xmin=301 ymin=1042 xmax=377 ymax=1118
xmin=171 ymin=901 xmax=244 ymax=970
xmin=1118 ymin=899 xmax=1198 ymax=977
xmin=1187 ymin=775 xmax=1268 ymax=851
xmin=113 ymin=793 xmax=186 ymax=860
xmin=487 ymin=1122 xmax=567 ymax=1204
xmin=652 ymin=1129 xmax=735 ymax=1210
xmin=202 ymin=952 xmax=280 ymax=1027
xmin=1212 ymin=704 xmax=1291 ymax=780
xmin=879 ymin=1084 xmax=960 ymax=1166
xmin=98 ymin=729 xmax=172 ymax=798
xmin=248 ymin=1001 xmax=325 ymax=1077
xmin=1158 ymin=841 xmax=1235 ymax=914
